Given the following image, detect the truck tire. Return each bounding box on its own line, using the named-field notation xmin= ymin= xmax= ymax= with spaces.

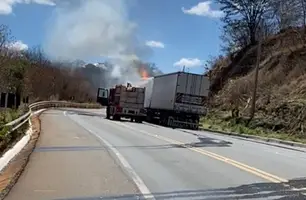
xmin=135 ymin=118 xmax=143 ymax=123
xmin=106 ymin=106 xmax=110 ymax=119
xmin=113 ymin=115 xmax=121 ymax=121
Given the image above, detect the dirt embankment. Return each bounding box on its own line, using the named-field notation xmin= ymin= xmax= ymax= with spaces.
xmin=207 ymin=27 xmax=306 ymax=140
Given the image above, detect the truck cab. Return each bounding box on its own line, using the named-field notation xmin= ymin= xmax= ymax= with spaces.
xmin=96 ymin=88 xmax=109 ymax=106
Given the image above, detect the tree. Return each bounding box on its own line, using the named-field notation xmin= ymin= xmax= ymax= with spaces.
xmin=0 ymin=25 xmax=14 ymax=89
xmin=0 ymin=25 xmax=14 ymax=59
xmin=298 ymin=0 xmax=306 ymax=31
xmin=269 ymin=0 xmax=300 ymax=31
xmin=217 ymin=0 xmax=270 ymax=47
xmin=220 ymin=20 xmax=250 ymax=53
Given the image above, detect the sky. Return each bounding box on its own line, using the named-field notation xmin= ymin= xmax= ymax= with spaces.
xmin=0 ymin=0 xmax=224 ymax=74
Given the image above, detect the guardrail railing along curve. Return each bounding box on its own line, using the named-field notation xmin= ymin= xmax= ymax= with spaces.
xmin=2 ymin=101 xmax=100 ymax=134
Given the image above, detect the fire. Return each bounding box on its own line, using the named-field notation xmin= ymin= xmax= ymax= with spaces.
xmin=140 ymin=67 xmax=149 ymax=80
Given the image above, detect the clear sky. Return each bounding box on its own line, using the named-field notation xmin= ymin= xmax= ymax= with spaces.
xmin=0 ymin=0 xmax=224 ymax=74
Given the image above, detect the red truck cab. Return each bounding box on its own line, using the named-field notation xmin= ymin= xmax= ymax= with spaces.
xmin=96 ymin=83 xmax=146 ymax=122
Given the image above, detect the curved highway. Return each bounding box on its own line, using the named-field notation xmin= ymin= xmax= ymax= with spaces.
xmin=5 ymin=108 xmax=306 ymax=200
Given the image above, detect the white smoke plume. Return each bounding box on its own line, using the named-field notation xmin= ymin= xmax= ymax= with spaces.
xmin=43 ymin=0 xmax=152 ymax=87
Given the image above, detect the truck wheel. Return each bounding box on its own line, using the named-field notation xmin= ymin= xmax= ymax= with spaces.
xmin=106 ymin=111 xmax=110 ymax=119
xmin=106 ymin=107 xmax=110 ymax=119
xmin=130 ymin=118 xmax=134 ymax=122
xmin=135 ymin=118 xmax=143 ymax=123
xmin=113 ymin=115 xmax=121 ymax=121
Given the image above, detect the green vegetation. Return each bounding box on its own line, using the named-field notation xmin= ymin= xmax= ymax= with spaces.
xmin=0 ymin=109 xmax=28 ymax=156
xmin=0 ymin=123 xmax=28 ymax=156
xmin=0 ymin=109 xmax=21 ymax=126
xmin=0 ymin=106 xmax=28 ymax=133
xmin=201 ymin=111 xmax=306 ymax=144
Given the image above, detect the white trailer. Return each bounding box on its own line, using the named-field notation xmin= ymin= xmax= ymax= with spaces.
xmin=143 ymin=72 xmax=210 ymax=129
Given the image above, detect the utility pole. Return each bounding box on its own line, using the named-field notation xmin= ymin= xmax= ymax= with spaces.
xmin=182 ymin=65 xmax=185 ymax=72
xmin=205 ymin=64 xmax=212 ymax=110
xmin=250 ymin=20 xmax=263 ymax=120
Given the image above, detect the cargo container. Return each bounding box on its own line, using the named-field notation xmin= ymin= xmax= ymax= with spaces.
xmin=143 ymin=72 xmax=210 ymax=129
xmin=96 ymin=83 xmax=146 ymax=122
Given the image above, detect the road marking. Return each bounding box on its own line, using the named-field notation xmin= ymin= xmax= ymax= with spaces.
xmin=64 ymin=113 xmax=155 ymax=200
xmin=34 ymin=189 xmax=56 ymax=193
xmin=112 ymin=121 xmax=288 ymax=184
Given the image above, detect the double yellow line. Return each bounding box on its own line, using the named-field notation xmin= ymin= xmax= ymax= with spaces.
xmin=155 ymin=134 xmax=287 ymax=183
xmin=114 ymin=121 xmax=288 ymax=184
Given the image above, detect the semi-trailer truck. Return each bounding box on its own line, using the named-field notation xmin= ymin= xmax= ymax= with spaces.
xmin=142 ymin=71 xmax=210 ymax=130
xmin=96 ymin=83 xmax=146 ymax=122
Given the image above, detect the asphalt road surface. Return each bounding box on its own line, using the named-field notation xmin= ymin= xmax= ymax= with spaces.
xmin=6 ymin=108 xmax=306 ymax=199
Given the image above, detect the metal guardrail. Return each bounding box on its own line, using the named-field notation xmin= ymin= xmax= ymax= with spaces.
xmin=2 ymin=101 xmax=101 ymax=134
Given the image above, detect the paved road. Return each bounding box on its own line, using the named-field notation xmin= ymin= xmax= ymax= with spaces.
xmin=5 ymin=109 xmax=139 ymax=200
xmin=6 ymin=108 xmax=306 ymax=199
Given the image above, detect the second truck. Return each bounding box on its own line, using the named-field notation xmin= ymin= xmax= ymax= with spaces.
xmin=142 ymin=71 xmax=210 ymax=130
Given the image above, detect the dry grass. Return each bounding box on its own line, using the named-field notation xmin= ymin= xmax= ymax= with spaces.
xmin=208 ymin=27 xmax=306 ymax=139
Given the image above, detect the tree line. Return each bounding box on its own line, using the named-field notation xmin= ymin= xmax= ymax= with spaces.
xmin=0 ymin=24 xmax=162 ymax=107
xmin=217 ymin=0 xmax=306 ymax=54
xmin=0 ymin=24 xmax=98 ymax=104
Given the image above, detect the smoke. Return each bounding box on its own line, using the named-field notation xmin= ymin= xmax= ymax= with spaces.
xmin=43 ymin=0 xmax=153 ymax=87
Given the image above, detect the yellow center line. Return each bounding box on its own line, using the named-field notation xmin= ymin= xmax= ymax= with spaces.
xmin=113 ymin=121 xmax=288 ymax=184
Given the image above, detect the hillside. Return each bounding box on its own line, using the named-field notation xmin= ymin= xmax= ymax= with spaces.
xmin=206 ymin=27 xmax=306 ymax=141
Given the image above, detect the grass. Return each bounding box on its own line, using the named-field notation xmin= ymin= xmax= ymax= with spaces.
xmin=0 ymin=108 xmax=21 ymax=137
xmin=0 ymin=107 xmax=29 ymax=153
xmin=201 ymin=113 xmax=306 ymax=144
xmin=0 ymin=109 xmax=20 ymax=126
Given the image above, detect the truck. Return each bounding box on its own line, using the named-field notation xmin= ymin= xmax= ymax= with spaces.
xmin=96 ymin=83 xmax=146 ymax=122
xmin=142 ymin=71 xmax=210 ymax=130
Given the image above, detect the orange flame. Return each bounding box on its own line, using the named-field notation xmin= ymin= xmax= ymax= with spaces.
xmin=140 ymin=67 xmax=149 ymax=80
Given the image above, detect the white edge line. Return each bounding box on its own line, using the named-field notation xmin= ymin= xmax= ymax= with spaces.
xmin=64 ymin=111 xmax=155 ymax=200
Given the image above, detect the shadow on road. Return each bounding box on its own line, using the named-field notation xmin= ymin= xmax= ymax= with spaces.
xmin=53 ymin=177 xmax=306 ymax=200
xmin=183 ymin=136 xmax=232 ymax=148
xmin=112 ymin=136 xmax=232 ymax=149
xmin=181 ymin=129 xmax=232 ymax=147
xmin=60 ymin=109 xmax=231 ymax=148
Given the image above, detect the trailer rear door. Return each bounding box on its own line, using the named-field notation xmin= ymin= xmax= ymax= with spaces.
xmin=174 ymin=73 xmax=209 ymax=114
